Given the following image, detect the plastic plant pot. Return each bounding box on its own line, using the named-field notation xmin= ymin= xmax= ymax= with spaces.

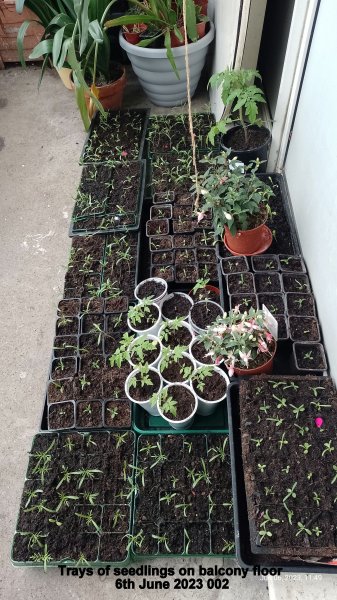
xmin=48 ymin=400 xmax=75 ymax=431
xmin=282 ymin=273 xmax=311 ymax=293
xmin=125 ymin=368 xmax=162 ymax=416
xmin=279 ymin=254 xmax=306 ymax=273
xmin=221 ymin=256 xmax=249 ymax=276
xmin=127 ymin=303 xmax=162 ymax=338
xmin=189 ymin=337 xmax=222 ymax=369
xmin=173 ymin=234 xmax=195 ymax=249
xmin=191 ymin=366 xmax=230 ymax=416
xmin=221 ymin=124 xmax=272 ymax=172
xmin=134 ymin=277 xmax=168 ymax=307
xmin=150 ymin=204 xmax=173 ymax=220
xmin=159 ymin=352 xmax=196 ymax=386
xmin=189 ymin=300 xmax=225 ymax=335
xmin=251 ymin=254 xmax=280 ymax=272
xmin=158 ymin=320 xmax=195 ymax=349
xmin=161 ymin=292 xmax=194 ymax=322
xmin=254 ymin=272 xmax=283 ymax=294
xmin=257 ymin=293 xmax=286 ymax=315
xmin=286 ymin=292 xmax=316 ymax=317
xmin=151 ymin=265 xmax=174 ymax=282
xmin=293 ymin=342 xmax=328 ymax=374
xmin=226 ymin=272 xmax=256 ymax=295
xmin=229 ymin=293 xmax=258 ymax=312
xmin=157 ymin=383 xmax=198 ymax=430
xmin=128 ymin=335 xmax=163 ymax=370
xmin=149 ymin=235 xmax=173 ymax=252
xmin=146 ymin=218 xmax=170 ymax=237
xmin=153 ymin=191 xmax=175 ymax=204
xmin=289 ymin=316 xmax=321 ymax=342
xmin=151 ymin=250 xmax=174 ymax=267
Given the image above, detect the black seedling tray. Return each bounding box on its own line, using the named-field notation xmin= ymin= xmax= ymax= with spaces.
xmin=69 ymin=160 xmax=146 ymax=237
xmin=80 ymin=108 xmax=150 ymax=164
xmin=227 ymin=382 xmax=337 ymax=573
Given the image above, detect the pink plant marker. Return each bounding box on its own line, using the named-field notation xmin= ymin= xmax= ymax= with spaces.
xmin=315 ymin=417 xmax=323 ymax=428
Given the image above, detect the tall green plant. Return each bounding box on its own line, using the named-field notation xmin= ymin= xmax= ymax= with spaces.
xmin=105 ymin=0 xmax=198 ymax=78
xmin=16 ymin=0 xmax=117 ymax=130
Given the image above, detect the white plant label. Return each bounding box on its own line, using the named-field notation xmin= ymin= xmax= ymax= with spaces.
xmin=262 ymin=305 xmax=278 ymax=340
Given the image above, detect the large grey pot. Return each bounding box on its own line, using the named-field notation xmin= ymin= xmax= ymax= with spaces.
xmin=119 ymin=22 xmax=215 ymax=107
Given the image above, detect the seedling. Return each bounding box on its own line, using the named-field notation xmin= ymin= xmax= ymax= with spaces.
xmin=266 ymin=415 xmax=284 ymax=427
xmin=79 ymin=374 xmax=91 ymax=391
xmin=158 ymin=388 xmax=177 ymax=418
xmin=278 ymin=433 xmax=288 ymax=450
xmin=299 ymin=442 xmax=312 ymax=455
xmin=313 ymin=492 xmax=321 ymax=507
xmin=56 ymin=492 xmax=79 ymax=512
xmin=113 ymin=432 xmax=129 ymax=449
xmin=192 ymin=366 xmax=214 ymax=394
xmin=176 ymin=503 xmax=191 ymax=518
xmin=71 ymin=468 xmax=103 ymax=489
xmin=124 ymin=531 xmax=144 ymax=552
xmin=128 ymin=297 xmax=156 ymax=328
xmin=149 ymin=442 xmax=168 ymax=469
xmin=24 ymin=488 xmax=43 ymax=508
xmin=257 ymin=464 xmax=266 ymax=474
xmin=251 ymin=438 xmax=263 ymax=448
xmin=192 ymin=458 xmax=212 ymax=488
xmin=289 ymin=403 xmax=305 ymax=419
xmin=294 ymin=424 xmax=309 ymax=437
xmin=152 ymin=534 xmax=171 ymax=553
xmin=107 ymin=406 xmax=119 ymax=420
xmin=109 ymin=332 xmax=135 ymax=368
xmin=159 ymin=317 xmax=186 ymax=343
xmin=30 ymin=544 xmax=53 ymax=572
xmin=295 ymin=522 xmax=312 ymax=537
xmin=283 ymin=482 xmax=297 ymax=504
xmin=159 ymin=492 xmax=177 ymax=505
xmin=208 ymin=438 xmax=229 ymax=462
xmin=272 ymin=394 xmax=287 ymax=409
xmin=75 ymin=510 xmax=101 ymax=533
xmin=322 ymin=440 xmax=335 ymax=456
xmin=129 ymin=364 xmax=154 ymax=390
xmin=21 ymin=531 xmax=47 ymax=550
xmin=259 ymin=510 xmax=280 ymax=542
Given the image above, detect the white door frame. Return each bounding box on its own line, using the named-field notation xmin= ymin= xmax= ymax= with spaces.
xmin=267 ymin=0 xmax=320 ymax=172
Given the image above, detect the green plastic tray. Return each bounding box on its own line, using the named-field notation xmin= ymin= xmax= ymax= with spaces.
xmin=132 ymin=403 xmax=229 ymax=434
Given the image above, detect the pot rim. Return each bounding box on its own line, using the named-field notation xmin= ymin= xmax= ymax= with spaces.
xmin=125 ymin=367 xmax=162 ymax=405
xmin=191 ymin=365 xmax=230 ymax=403
xmin=157 ymin=382 xmax=198 ymax=424
xmin=119 ymin=21 xmax=214 ymax=57
xmin=222 ymin=123 xmax=272 ymax=152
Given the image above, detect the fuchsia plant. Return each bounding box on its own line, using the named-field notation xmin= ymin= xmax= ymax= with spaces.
xmin=199 ymin=307 xmax=275 ymax=376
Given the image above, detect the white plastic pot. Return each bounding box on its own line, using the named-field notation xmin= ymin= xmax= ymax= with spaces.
xmin=128 ymin=334 xmax=163 ymax=370
xmin=189 ymin=337 xmax=217 ymax=368
xmin=157 ymin=383 xmax=198 ymax=430
xmin=119 ymin=23 xmax=215 ymax=107
xmin=191 ymin=366 xmax=230 ymax=416
xmin=125 ymin=367 xmax=162 ymax=416
xmin=188 ymin=300 xmax=225 ymax=335
xmin=161 ymin=292 xmax=194 ymax=322
xmin=158 ymin=319 xmax=194 ymax=348
xmin=127 ymin=303 xmax=162 ymax=337
xmin=159 ymin=351 xmax=196 ymax=386
xmin=134 ymin=277 xmax=168 ymax=307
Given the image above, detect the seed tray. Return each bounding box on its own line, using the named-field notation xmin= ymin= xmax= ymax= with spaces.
xmin=80 ymin=108 xmax=150 ymax=164
xmin=227 ymin=381 xmax=337 ymax=573
xmin=130 ymin=432 xmax=235 ymax=559
xmin=69 ymin=160 xmax=146 ymax=236
xmin=11 ymin=430 xmax=136 ymax=568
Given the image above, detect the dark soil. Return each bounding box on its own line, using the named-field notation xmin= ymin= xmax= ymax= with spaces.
xmin=190 ymin=302 xmax=223 ymax=330
xmin=104 ymin=400 xmax=131 ymax=427
xmin=252 ymin=255 xmax=279 ymax=272
xmin=258 ymin=293 xmax=285 ymax=315
xmin=190 ymin=287 xmax=220 ymax=303
xmin=137 ymin=280 xmax=166 ymax=301
xmin=81 ymin=298 xmax=104 ymax=314
xmin=79 ymin=355 xmax=105 ymax=372
xmin=148 ymin=113 xmax=215 ymax=153
xmin=173 ymin=219 xmax=195 ymax=234
xmin=198 ymin=263 xmax=218 ymax=281
xmin=161 ymin=384 xmax=195 ymax=421
xmin=295 ymin=343 xmax=326 ymax=370
xmin=225 ymin=125 xmax=269 ymax=151
xmin=53 ymin=336 xmax=78 ymax=358
xmin=240 ymin=376 xmax=337 ymax=557
xmin=279 ymin=255 xmax=305 ymax=272
xmin=175 ymin=192 xmax=194 ymax=206
xmin=173 ymin=234 xmax=195 ymax=248
xmin=76 ymin=401 xmax=103 ymax=428
xmin=151 ymin=265 xmax=174 ymax=281
xmin=153 ymin=191 xmax=174 ymax=204
xmin=129 ymin=370 xmax=161 ymax=402
xmin=221 ymin=256 xmax=248 ymax=274
xmin=146 ymin=219 xmax=169 ymax=237
xmin=255 ymin=272 xmax=282 ymax=293
xmin=289 ymin=316 xmax=320 ymax=341
xmin=160 ymin=324 xmax=193 ymax=349
xmin=81 ymin=313 xmax=104 ymax=334
xmin=151 ymin=250 xmax=174 ymax=266
xmin=184 ymin=523 xmax=210 ymax=554
xmin=160 ymin=355 xmax=194 ymax=384
xmin=151 ymin=205 xmax=172 ymax=219
xmin=48 ymin=379 xmax=74 ymax=404
xmin=190 ymin=340 xmax=214 ymax=365
xmin=83 ymin=108 xmax=147 ymax=163
xmin=286 ymin=293 xmax=315 ymax=316
xmin=106 ymin=313 xmax=128 ymax=334
xmin=49 ymin=402 xmax=74 ymax=429
xmin=58 ymin=299 xmax=81 ymax=317
xmin=230 ymin=293 xmax=258 ymax=311
xmin=173 ymin=205 xmax=193 ymax=219
xmin=282 ymin=273 xmax=311 ymax=293
xmin=132 ymin=304 xmax=159 ymax=332
xmin=194 ymin=231 xmax=216 ymax=247
xmin=196 ymin=248 xmax=216 ymax=263
xmin=175 ymin=265 xmax=198 ymax=283
xmin=104 ymin=297 xmax=128 ymax=313
xmin=175 ymin=249 xmax=196 ymax=264
xmin=150 ymin=236 xmax=173 ymax=251
xmin=227 ymin=272 xmax=255 ymax=294
xmin=130 ymin=339 xmax=160 ymax=366
xmin=162 ymin=293 xmax=192 ymax=320
xmin=192 ymin=369 xmax=227 ymax=401
xmin=51 ymin=357 xmax=77 ymax=380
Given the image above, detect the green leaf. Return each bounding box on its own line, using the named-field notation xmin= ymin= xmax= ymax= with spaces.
xmin=29 ymin=39 xmax=53 ymax=60
xmin=75 ymin=85 xmax=91 ymax=132
xmin=57 ymin=37 xmax=71 ymax=69
xmin=80 ymin=0 xmax=90 ymax=55
xmin=89 ymin=19 xmax=103 ymax=44
xmin=52 ymin=26 xmax=66 ymax=66
xmin=164 ymin=30 xmax=179 ymax=79
xmin=37 ymin=54 xmax=50 ymax=89
xmin=17 ymin=20 xmax=36 ymax=67
xmin=185 ymin=0 xmax=197 ymax=42
xmin=105 ymin=15 xmax=161 ymax=28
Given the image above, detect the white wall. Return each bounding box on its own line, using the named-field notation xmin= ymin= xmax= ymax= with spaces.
xmin=285 ymin=0 xmax=337 ymax=379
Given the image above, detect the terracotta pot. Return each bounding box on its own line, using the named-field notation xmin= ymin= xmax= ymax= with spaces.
xmin=196 ymin=21 xmax=206 ymax=39
xmin=170 ymin=26 xmax=187 ymax=48
xmin=224 ymin=219 xmax=267 ymax=255
xmin=123 ymin=24 xmax=147 ymax=45
xmin=234 ymin=344 xmax=276 ymax=376
xmin=195 ymin=0 xmax=208 ymax=16
xmin=85 ymin=66 xmax=126 ymax=112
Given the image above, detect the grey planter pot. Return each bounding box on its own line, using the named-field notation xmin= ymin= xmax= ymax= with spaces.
xmin=119 ymin=22 xmax=215 ymax=107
